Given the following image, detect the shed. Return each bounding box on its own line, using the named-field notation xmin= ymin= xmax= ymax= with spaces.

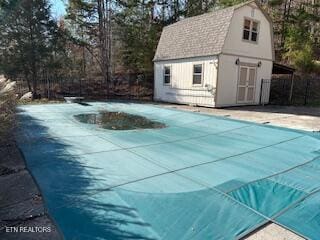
xmin=153 ymin=0 xmax=275 ymax=107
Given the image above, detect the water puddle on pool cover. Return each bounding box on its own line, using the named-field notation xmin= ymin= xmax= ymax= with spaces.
xmin=74 ymin=111 xmax=166 ymax=130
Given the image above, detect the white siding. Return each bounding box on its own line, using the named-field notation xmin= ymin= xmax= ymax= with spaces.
xmin=214 ymin=3 xmax=273 ymax=107
xmin=154 ymin=56 xmax=218 ymax=107
xmin=216 ymin=54 xmax=272 ymax=107
xmin=153 ymin=3 xmax=274 ymax=108
xmin=222 ymin=3 xmax=274 ymax=61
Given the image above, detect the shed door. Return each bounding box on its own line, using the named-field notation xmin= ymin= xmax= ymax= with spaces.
xmin=237 ymin=66 xmax=256 ymax=103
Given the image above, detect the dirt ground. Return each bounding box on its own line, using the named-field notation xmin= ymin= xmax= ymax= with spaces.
xmin=159 ymin=103 xmax=320 ymax=132
xmin=0 ymin=141 xmax=62 ymax=240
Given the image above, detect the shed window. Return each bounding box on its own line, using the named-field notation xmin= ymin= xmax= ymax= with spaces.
xmin=193 ymin=64 xmax=203 ymax=85
xmin=164 ymin=66 xmax=171 ymax=84
xmin=243 ymin=19 xmax=259 ymax=42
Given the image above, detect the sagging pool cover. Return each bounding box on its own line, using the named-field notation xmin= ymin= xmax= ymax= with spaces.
xmin=16 ymin=102 xmax=320 ymax=240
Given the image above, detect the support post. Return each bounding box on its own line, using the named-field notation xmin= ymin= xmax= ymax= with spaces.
xmin=259 ymin=79 xmax=264 ymax=105
xmin=47 ymin=72 xmax=50 ymax=100
xmin=304 ymin=78 xmax=310 ymax=105
xmin=289 ymin=74 xmax=294 ymax=103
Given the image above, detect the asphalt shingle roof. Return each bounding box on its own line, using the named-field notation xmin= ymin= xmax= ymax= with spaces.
xmin=154 ymin=1 xmax=255 ymax=61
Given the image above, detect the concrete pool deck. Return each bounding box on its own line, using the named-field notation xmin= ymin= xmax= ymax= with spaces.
xmin=158 ymin=103 xmax=320 ymax=132
xmin=10 ymin=102 xmax=320 ymax=239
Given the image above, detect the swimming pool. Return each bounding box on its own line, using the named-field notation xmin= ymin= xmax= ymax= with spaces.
xmin=16 ymin=102 xmax=320 ymax=239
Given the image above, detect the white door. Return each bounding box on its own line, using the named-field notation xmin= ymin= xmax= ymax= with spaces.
xmin=237 ymin=66 xmax=256 ymax=103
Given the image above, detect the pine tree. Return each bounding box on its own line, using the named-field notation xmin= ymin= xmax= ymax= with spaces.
xmin=185 ymin=0 xmax=216 ymax=16
xmin=115 ymin=0 xmax=160 ymax=72
xmin=0 ymin=0 xmax=57 ymax=97
xmin=283 ymin=1 xmax=320 ymax=72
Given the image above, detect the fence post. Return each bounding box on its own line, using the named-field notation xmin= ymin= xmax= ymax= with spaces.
xmin=47 ymin=73 xmax=50 ymax=99
xmin=289 ymin=74 xmax=294 ymax=103
xmin=79 ymin=78 xmax=82 ymax=97
xmin=304 ymin=78 xmax=310 ymax=105
xmin=259 ymin=79 xmax=264 ymax=105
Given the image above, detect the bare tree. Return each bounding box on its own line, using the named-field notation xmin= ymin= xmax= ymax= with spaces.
xmin=97 ymin=0 xmax=112 ymax=97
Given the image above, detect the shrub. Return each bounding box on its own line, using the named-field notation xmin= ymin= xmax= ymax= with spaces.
xmin=0 ymin=76 xmax=17 ymax=144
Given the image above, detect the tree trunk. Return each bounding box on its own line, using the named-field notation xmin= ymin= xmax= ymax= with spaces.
xmin=27 ymin=4 xmax=38 ymax=98
xmin=280 ymin=0 xmax=289 ymax=50
xmin=174 ymin=0 xmax=180 ymax=22
xmin=24 ymin=71 xmax=32 ymax=92
xmin=98 ymin=0 xmax=112 ymax=98
xmin=97 ymin=0 xmax=108 ymax=98
xmin=106 ymin=0 xmax=111 ymax=97
xmin=31 ymin=64 xmax=37 ymax=98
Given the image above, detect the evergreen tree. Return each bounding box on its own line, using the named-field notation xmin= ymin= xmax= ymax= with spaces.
xmin=115 ymin=0 xmax=160 ymax=72
xmin=0 ymin=0 xmax=57 ymax=97
xmin=283 ymin=3 xmax=320 ymax=72
xmin=185 ymin=0 xmax=216 ymax=16
xmin=114 ymin=0 xmax=217 ymax=73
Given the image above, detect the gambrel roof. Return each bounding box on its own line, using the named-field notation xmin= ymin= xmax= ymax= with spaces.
xmin=154 ymin=0 xmax=270 ymax=61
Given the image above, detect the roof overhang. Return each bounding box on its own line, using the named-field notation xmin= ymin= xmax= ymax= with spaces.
xmin=153 ymin=54 xmax=218 ymax=62
xmin=272 ymin=62 xmax=295 ymax=75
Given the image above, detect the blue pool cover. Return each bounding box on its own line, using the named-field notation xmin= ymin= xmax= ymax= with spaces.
xmin=16 ymin=102 xmax=320 ymax=239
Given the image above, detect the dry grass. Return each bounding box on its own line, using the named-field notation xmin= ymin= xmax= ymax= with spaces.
xmin=0 ymin=77 xmax=17 ymax=144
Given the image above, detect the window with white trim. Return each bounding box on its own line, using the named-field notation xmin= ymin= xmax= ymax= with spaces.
xmin=193 ymin=64 xmax=203 ymax=85
xmin=243 ymin=19 xmax=259 ymax=42
xmin=163 ymin=66 xmax=171 ymax=84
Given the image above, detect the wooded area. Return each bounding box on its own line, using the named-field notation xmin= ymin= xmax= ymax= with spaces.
xmin=0 ymin=0 xmax=319 ymax=99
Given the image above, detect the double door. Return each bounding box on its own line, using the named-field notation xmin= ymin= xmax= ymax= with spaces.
xmin=237 ymin=66 xmax=256 ymax=103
